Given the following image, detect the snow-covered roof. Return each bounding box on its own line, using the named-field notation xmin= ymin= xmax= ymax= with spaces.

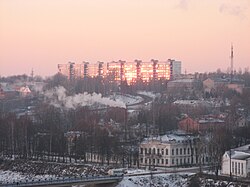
xmin=225 ymin=144 xmax=250 ymax=161
xmin=231 ymin=151 xmax=250 ymax=160
xmin=19 ymin=86 xmax=31 ymax=93
xmin=110 ymin=93 xmax=143 ymax=106
xmin=137 ymin=91 xmax=160 ymax=99
xmin=142 ymin=130 xmax=196 ymax=144
xmin=170 ymin=79 xmax=195 ymax=83
xmin=173 ymin=100 xmax=210 ymax=106
xmin=198 ymin=118 xmax=225 ymax=124
xmin=213 ymin=78 xmax=230 ymax=83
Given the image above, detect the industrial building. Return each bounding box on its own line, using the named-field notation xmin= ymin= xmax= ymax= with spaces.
xmin=58 ymin=59 xmax=181 ymax=84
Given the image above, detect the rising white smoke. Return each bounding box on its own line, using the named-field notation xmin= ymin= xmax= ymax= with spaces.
xmin=44 ymin=86 xmax=126 ymax=109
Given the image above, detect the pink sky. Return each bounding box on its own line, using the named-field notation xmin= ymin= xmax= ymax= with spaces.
xmin=0 ymin=0 xmax=250 ymax=77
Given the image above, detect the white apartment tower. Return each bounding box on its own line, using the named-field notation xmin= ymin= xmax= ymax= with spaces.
xmin=168 ymin=59 xmax=182 ymax=79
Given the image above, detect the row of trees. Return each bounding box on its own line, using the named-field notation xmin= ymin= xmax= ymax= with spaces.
xmin=0 ymin=106 xmax=125 ymax=164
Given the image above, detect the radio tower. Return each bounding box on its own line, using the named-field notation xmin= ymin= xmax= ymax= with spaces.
xmin=230 ymin=44 xmax=234 ymax=83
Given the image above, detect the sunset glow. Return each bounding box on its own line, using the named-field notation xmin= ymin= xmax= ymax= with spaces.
xmin=0 ymin=0 xmax=250 ymax=77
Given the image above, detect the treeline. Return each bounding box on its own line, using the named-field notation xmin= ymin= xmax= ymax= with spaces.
xmin=0 ymin=105 xmax=127 ymax=165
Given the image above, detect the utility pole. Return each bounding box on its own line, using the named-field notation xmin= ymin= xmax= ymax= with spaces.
xmin=30 ymin=68 xmax=34 ymax=81
xmin=229 ymin=149 xmax=232 ymax=180
xmin=11 ymin=121 xmax=15 ymax=160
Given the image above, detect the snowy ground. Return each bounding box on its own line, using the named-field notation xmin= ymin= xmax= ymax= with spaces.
xmin=0 ymin=160 xmax=248 ymax=187
xmin=0 ymin=169 xmax=192 ymax=187
xmin=0 ymin=159 xmax=109 ymax=184
xmin=0 ymin=169 xmax=248 ymax=187
xmin=117 ymin=173 xmax=191 ymax=187
xmin=0 ymin=170 xmax=56 ymax=183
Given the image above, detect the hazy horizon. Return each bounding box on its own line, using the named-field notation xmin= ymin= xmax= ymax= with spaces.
xmin=1 ymin=0 xmax=250 ymax=77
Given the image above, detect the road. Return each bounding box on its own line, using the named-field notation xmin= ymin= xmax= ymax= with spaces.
xmin=125 ymin=166 xmax=202 ymax=177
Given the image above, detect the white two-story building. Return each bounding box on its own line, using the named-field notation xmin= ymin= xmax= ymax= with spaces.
xmin=139 ymin=131 xmax=209 ymax=168
xmin=221 ymin=144 xmax=250 ymax=178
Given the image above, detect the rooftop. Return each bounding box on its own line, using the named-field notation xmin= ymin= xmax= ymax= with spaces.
xmin=226 ymin=144 xmax=250 ymax=161
xmin=198 ymin=118 xmax=225 ymax=124
xmin=142 ymin=130 xmax=197 ymax=144
xmin=169 ymin=79 xmax=196 ymax=83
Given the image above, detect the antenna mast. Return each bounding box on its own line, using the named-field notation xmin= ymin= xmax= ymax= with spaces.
xmin=230 ymin=44 xmax=234 ymax=82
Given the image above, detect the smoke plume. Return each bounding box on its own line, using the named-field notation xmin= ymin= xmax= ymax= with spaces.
xmin=44 ymin=86 xmax=126 ymax=109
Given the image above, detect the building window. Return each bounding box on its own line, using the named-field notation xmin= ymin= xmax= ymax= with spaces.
xmin=162 ymin=159 xmax=164 ymax=164
xmin=231 ymin=162 xmax=234 ymax=173
xmin=180 ymin=158 xmax=182 ymax=165
xmin=157 ymin=159 xmax=160 ymax=164
xmin=238 ymin=163 xmax=240 ymax=174
xmin=180 ymin=148 xmax=182 ymax=155
xmin=235 ymin=162 xmax=237 ymax=174
xmin=145 ymin=148 xmax=147 ymax=154
xmin=172 ymin=149 xmax=174 ymax=155
xmin=149 ymin=159 xmax=151 ymax=164
xmin=166 ymin=159 xmax=168 ymax=165
xmin=149 ymin=148 xmax=151 ymax=154
xmin=188 ymin=148 xmax=190 ymax=155
xmin=176 ymin=148 xmax=179 ymax=155
xmin=153 ymin=159 xmax=155 ymax=164
xmin=176 ymin=159 xmax=178 ymax=165
xmin=140 ymin=148 xmax=143 ymax=154
xmin=166 ymin=148 xmax=169 ymax=155
xmin=232 ymin=161 xmax=234 ymax=174
xmin=161 ymin=149 xmax=164 ymax=155
xmin=184 ymin=148 xmax=186 ymax=155
xmin=153 ymin=148 xmax=156 ymax=155
xmin=241 ymin=163 xmax=243 ymax=175
xmin=145 ymin=159 xmax=147 ymax=164
xmin=157 ymin=149 xmax=160 ymax=155
xmin=184 ymin=158 xmax=186 ymax=164
xmin=188 ymin=158 xmax=190 ymax=164
xmin=140 ymin=158 xmax=143 ymax=163
xmin=172 ymin=159 xmax=174 ymax=165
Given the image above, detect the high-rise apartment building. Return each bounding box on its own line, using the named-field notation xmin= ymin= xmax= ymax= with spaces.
xmin=58 ymin=59 xmax=181 ymax=84
xmin=58 ymin=61 xmax=105 ymax=79
xmin=58 ymin=62 xmax=84 ymax=80
xmin=168 ymin=59 xmax=182 ymax=79
xmin=83 ymin=61 xmax=105 ymax=78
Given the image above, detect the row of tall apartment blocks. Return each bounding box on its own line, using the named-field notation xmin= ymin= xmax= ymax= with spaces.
xmin=58 ymin=59 xmax=181 ymax=84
